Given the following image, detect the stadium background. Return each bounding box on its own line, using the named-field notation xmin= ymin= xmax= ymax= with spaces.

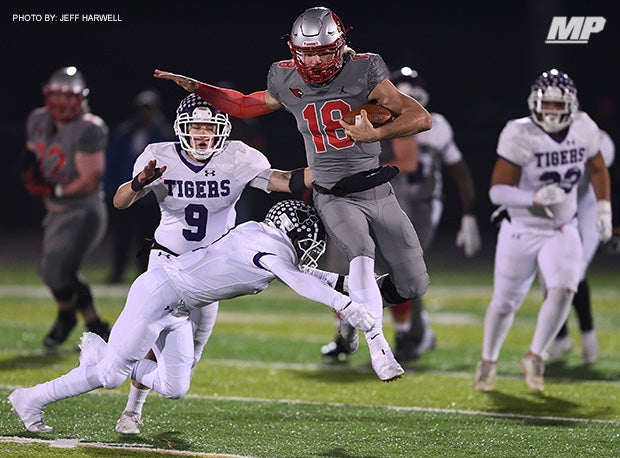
xmin=1 ymin=1 xmax=618 ymax=257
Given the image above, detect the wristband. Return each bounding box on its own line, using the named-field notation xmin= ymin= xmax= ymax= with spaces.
xmin=289 ymin=168 xmax=307 ymax=194
xmin=130 ymin=168 xmax=163 ymax=192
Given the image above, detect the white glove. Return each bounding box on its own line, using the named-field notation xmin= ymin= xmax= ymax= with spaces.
xmin=596 ymin=200 xmax=612 ymax=242
xmin=456 ymin=215 xmax=481 ymax=257
xmin=338 ymin=301 xmax=375 ymax=332
xmin=533 ymin=183 xmax=566 ymax=206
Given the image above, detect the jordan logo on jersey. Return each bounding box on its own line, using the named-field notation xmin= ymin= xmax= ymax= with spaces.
xmin=164 ymin=179 xmax=231 ymax=198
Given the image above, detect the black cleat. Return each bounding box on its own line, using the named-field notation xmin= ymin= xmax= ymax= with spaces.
xmin=320 ymin=334 xmax=353 ymax=362
xmin=87 ymin=320 xmax=111 ymax=342
xmin=43 ymin=311 xmax=77 ymax=348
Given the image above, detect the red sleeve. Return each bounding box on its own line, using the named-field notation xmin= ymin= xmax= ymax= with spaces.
xmin=195 ymin=83 xmax=276 ymax=118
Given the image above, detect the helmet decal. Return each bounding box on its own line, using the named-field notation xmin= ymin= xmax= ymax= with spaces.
xmin=527 ymin=69 xmax=578 ymax=133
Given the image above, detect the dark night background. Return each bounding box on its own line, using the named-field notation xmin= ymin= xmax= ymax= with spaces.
xmin=1 ymin=1 xmax=619 ymax=263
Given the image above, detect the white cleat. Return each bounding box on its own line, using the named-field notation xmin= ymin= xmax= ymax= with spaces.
xmin=519 ymin=353 xmax=544 ymax=392
xmin=581 ymin=330 xmax=599 ymax=365
xmin=8 ymin=388 xmax=53 ymax=433
xmin=367 ymin=333 xmax=404 ymax=382
xmin=473 ymin=361 xmax=497 ymax=392
xmin=79 ymin=331 xmax=107 ymax=366
xmin=115 ymin=411 xmax=143 ymax=435
xmin=544 ymin=335 xmax=573 ymax=362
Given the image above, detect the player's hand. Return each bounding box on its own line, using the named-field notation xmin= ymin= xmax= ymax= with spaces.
xmin=596 ymin=200 xmax=612 ymax=242
xmin=153 ymin=69 xmax=199 ymax=92
xmin=456 ymin=214 xmax=481 ymax=257
xmin=339 ymin=110 xmax=379 ymax=143
xmin=532 ymin=183 xmax=566 ymax=206
xmin=130 ymin=160 xmax=167 ymax=192
xmin=23 ymin=167 xmax=52 ymax=197
xmin=339 ymin=300 xmax=375 ymax=332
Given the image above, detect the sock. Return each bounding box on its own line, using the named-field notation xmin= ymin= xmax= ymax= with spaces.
xmin=124 ymin=383 xmax=150 ymax=415
xmin=29 ymin=364 xmax=101 ymax=409
xmin=530 ymin=288 xmax=574 ymax=356
xmin=481 ymin=306 xmax=515 ymax=362
xmin=348 ymin=256 xmax=383 ymax=325
xmin=573 ymin=279 xmax=593 ymax=332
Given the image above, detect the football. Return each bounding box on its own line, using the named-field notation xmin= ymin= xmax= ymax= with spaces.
xmin=342 ymin=104 xmax=394 ymax=127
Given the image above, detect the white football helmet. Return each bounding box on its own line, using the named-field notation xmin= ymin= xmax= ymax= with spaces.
xmin=174 ymin=93 xmax=232 ymax=161
xmin=264 ymin=200 xmax=326 ymax=269
xmin=288 ymin=7 xmax=349 ymax=84
xmin=527 ymin=69 xmax=578 ymax=133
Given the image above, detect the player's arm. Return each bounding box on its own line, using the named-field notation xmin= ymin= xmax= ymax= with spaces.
xmin=447 ymin=159 xmax=481 ymax=256
xmin=587 ymin=151 xmax=612 ymax=242
xmin=55 ymin=150 xmax=105 ymax=198
xmin=382 ymin=136 xmax=418 ymax=174
xmin=113 ymin=159 xmax=166 ymax=209
xmin=267 ymin=168 xmax=313 ymax=193
xmin=340 ymin=79 xmax=432 ymax=143
xmin=261 ymin=256 xmax=374 ymax=331
xmin=153 ymin=69 xmax=282 ymax=117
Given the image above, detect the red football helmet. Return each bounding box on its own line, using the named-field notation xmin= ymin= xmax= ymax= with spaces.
xmin=287 ymin=7 xmax=349 ymax=84
xmin=43 ymin=66 xmax=89 ymax=123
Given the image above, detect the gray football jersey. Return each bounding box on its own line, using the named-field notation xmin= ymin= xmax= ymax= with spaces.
xmin=26 ymin=107 xmax=109 ymax=206
xmin=267 ymin=53 xmax=389 ymax=188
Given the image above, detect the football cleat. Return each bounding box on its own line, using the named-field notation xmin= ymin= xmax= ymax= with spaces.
xmin=115 ymin=411 xmax=143 ymax=435
xmin=86 ymin=320 xmax=111 ymax=342
xmin=43 ymin=311 xmax=77 ymax=348
xmin=367 ymin=333 xmax=404 ymax=382
xmin=519 ymin=353 xmax=545 ymax=392
xmin=473 ymin=361 xmax=497 ymax=392
xmin=581 ymin=330 xmax=599 ymax=365
xmin=8 ymin=388 xmax=53 ymax=433
xmin=544 ymin=335 xmax=573 ymax=362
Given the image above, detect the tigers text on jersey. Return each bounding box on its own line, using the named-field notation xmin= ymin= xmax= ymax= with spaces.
xmin=163 ymin=221 xmax=297 ymax=308
xmin=134 ymin=140 xmax=271 ymax=254
xmin=26 ymin=107 xmax=108 ymax=207
xmin=497 ymin=112 xmax=600 ymax=229
xmin=267 ymin=53 xmax=389 ymax=188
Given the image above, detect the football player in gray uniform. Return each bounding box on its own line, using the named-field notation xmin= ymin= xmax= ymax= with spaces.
xmin=154 ymin=6 xmax=432 ymax=382
xmin=9 ymin=200 xmax=376 ymax=434
xmin=21 ymin=66 xmax=110 ymax=348
xmin=322 ymin=67 xmax=480 ymax=363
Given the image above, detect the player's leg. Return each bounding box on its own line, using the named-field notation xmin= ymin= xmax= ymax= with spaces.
xmin=39 ymin=206 xmax=109 ymax=347
xmin=10 ymin=270 xmax=172 ymax=433
xmin=314 ymin=189 xmax=403 ymax=381
xmin=474 ymin=221 xmax=538 ymax=391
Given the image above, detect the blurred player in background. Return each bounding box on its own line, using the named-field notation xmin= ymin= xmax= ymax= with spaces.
xmin=112 ymin=93 xmax=310 ymax=434
xmin=474 ymin=69 xmax=611 ymax=392
xmin=104 ymin=89 xmax=175 ymax=284
xmin=321 ymin=67 xmax=481 ymax=363
xmin=155 ymin=6 xmax=432 ymax=382
xmin=9 ymin=200 xmax=378 ymax=434
xmin=20 ymin=66 xmax=110 ymax=348
xmin=545 ymin=129 xmax=614 ymax=364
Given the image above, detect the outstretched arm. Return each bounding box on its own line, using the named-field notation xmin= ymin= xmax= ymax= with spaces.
xmin=114 ymin=159 xmax=166 ymax=209
xmin=154 ymin=69 xmax=282 ymax=118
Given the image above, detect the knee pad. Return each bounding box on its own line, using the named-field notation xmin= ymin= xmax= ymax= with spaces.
xmin=161 ymin=379 xmax=190 ymax=399
xmin=489 ymin=297 xmax=520 ymax=315
xmin=380 ymin=273 xmax=429 ymax=304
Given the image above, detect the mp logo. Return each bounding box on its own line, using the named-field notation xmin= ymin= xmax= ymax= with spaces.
xmin=545 ymin=16 xmax=606 ymax=44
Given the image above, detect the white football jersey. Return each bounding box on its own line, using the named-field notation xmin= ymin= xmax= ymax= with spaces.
xmin=497 ymin=112 xmax=600 ymax=229
xmin=134 ymin=140 xmax=271 ymax=254
xmin=163 ymin=221 xmax=297 ymax=308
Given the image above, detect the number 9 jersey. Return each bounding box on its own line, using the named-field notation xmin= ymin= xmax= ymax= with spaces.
xmin=496 ymin=111 xmax=600 ymax=230
xmin=132 ymin=140 xmax=271 ymax=255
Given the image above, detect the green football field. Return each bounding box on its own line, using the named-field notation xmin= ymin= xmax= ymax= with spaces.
xmin=1 ymin=263 xmax=619 ymax=457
